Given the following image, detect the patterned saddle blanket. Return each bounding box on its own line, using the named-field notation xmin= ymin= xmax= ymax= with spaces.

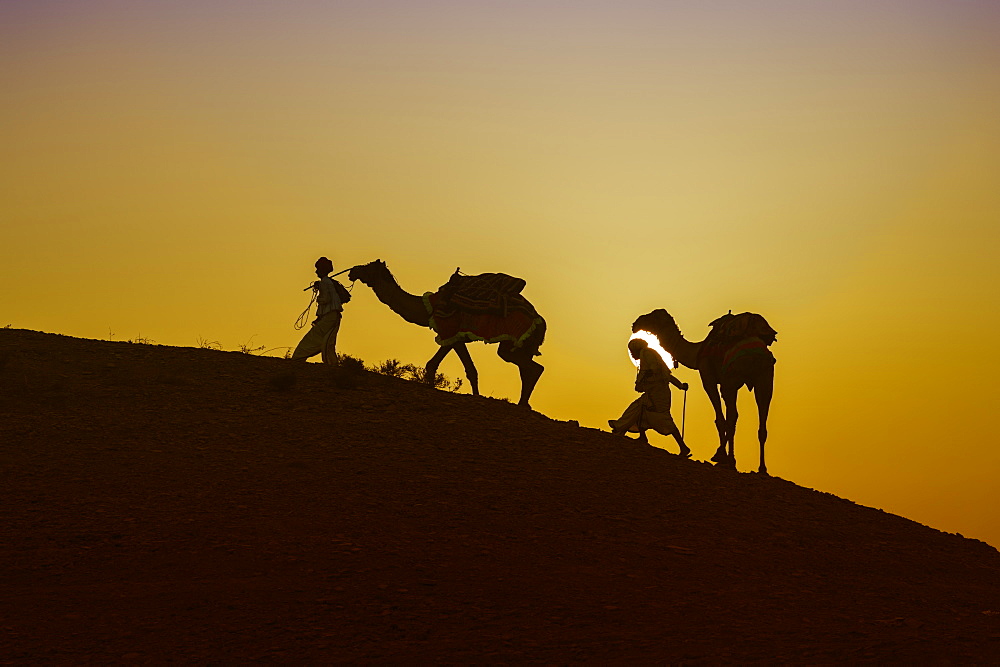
xmin=698 ymin=312 xmax=777 ymax=372
xmin=436 ymin=270 xmax=528 ymax=316
xmin=422 ymin=270 xmax=542 ymax=350
xmin=707 ymin=312 xmax=777 ymax=345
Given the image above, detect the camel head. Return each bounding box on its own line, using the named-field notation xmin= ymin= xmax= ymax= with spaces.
xmin=347 ymin=259 xmax=389 ymax=286
xmin=632 ymin=309 xmax=682 ymax=348
xmin=632 ymin=309 xmax=680 ymax=335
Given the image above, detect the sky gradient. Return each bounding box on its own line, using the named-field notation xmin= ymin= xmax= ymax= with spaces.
xmin=3 ymin=1 xmax=1000 ymax=546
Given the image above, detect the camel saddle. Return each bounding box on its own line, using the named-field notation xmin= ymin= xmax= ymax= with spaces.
xmin=706 ymin=312 xmax=777 ymax=346
xmin=422 ymin=269 xmax=541 ymax=349
xmin=699 ymin=312 xmax=777 ymax=372
xmin=436 ymin=269 xmax=528 ymax=317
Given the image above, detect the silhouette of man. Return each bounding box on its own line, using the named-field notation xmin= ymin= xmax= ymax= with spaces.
xmin=291 ymin=257 xmax=344 ymax=365
xmin=609 ymin=338 xmax=691 ymax=457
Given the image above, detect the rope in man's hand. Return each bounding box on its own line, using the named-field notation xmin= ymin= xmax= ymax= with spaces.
xmin=294 ymin=290 xmax=318 ymax=331
xmin=295 ymin=267 xmax=356 ymax=329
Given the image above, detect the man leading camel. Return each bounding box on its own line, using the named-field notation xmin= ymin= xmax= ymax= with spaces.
xmin=291 ymin=256 xmax=346 ymax=365
xmin=609 ymin=338 xmax=691 ymax=457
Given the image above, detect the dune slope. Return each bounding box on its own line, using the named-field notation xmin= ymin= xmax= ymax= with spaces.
xmin=2 ymin=329 xmax=999 ymax=663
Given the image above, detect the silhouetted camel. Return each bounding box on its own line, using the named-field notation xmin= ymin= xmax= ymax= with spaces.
xmin=632 ymin=309 xmax=776 ymax=474
xmin=348 ymin=260 xmax=546 ymax=408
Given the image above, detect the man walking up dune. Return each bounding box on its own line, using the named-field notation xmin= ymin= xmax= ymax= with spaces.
xmin=291 ymin=256 xmax=347 ymax=365
xmin=609 ymin=338 xmax=691 ymax=457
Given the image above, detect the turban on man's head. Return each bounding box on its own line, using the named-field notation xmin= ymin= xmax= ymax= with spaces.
xmin=627 ymin=338 xmax=647 ymax=356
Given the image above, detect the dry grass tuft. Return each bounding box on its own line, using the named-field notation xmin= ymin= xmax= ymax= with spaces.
xmin=197 ymin=337 xmax=223 ymax=351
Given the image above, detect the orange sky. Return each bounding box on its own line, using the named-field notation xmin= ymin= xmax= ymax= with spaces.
xmin=3 ymin=1 xmax=999 ymax=547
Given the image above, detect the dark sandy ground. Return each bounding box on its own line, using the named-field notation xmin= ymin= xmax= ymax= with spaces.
xmin=2 ymin=329 xmax=999 ymax=664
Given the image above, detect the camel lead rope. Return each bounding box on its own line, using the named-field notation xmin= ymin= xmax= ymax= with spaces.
xmin=302 ymin=267 xmax=353 ymax=291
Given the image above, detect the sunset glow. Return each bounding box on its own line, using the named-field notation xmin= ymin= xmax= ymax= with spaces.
xmin=628 ymin=330 xmax=675 ymax=369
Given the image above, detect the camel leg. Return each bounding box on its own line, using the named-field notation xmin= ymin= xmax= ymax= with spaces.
xmin=754 ymin=372 xmax=773 ymax=475
xmin=703 ymin=377 xmax=728 ymax=464
xmin=498 ymin=341 xmax=543 ymax=408
xmin=452 ymin=342 xmax=479 ymax=396
xmin=721 ymin=384 xmax=739 ymax=469
xmin=424 ymin=345 xmax=453 ymax=385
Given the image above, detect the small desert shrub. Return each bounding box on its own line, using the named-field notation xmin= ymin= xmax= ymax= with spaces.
xmin=372 ymin=358 xmax=406 ymax=377
xmin=371 ymin=358 xmax=463 ymax=392
xmin=337 ymin=353 xmax=367 ymax=372
xmin=407 ymin=365 xmax=465 ymax=392
xmin=197 ymin=337 xmax=223 ymax=351
xmin=330 ymin=353 xmax=366 ymax=390
xmin=237 ymin=336 xmax=266 ymax=355
xmin=402 ymin=364 xmax=449 ymax=389
xmin=128 ymin=333 xmax=155 ymax=345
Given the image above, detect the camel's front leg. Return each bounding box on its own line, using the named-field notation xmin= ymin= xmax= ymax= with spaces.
xmin=720 ymin=384 xmax=739 ymax=469
xmin=452 ymin=343 xmax=479 ymax=396
xmin=703 ymin=377 xmax=729 ymax=464
xmin=424 ymin=345 xmax=453 ymax=385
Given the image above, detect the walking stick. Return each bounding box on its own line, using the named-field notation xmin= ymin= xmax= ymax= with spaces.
xmin=682 ymin=387 xmax=688 ymax=440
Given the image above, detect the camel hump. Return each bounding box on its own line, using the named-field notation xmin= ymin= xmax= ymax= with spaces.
xmin=438 ymin=270 xmax=528 ymax=315
xmin=708 ymin=312 xmax=777 ymax=346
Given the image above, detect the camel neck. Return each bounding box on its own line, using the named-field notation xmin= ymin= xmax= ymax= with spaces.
xmin=366 ymin=271 xmax=431 ymax=327
xmin=661 ymin=329 xmax=702 ymax=370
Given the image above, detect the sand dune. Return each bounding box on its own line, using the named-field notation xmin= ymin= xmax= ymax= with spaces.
xmin=2 ymin=329 xmax=999 ymax=663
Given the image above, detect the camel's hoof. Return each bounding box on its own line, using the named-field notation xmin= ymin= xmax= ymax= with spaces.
xmin=711 ymin=451 xmax=727 ymax=464
xmin=714 ymin=458 xmax=736 ymax=470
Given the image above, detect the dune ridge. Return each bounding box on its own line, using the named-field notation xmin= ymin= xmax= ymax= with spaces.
xmin=2 ymin=329 xmax=999 ymax=663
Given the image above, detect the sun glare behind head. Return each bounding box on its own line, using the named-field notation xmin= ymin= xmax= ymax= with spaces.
xmin=628 ymin=330 xmax=674 ymax=368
